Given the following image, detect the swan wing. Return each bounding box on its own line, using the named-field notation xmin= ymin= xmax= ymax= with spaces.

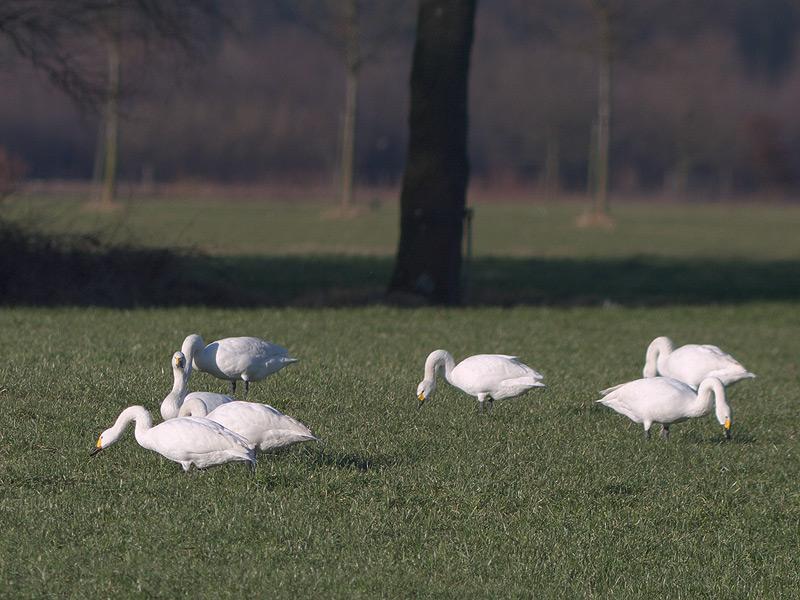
xmin=207 ymin=402 xmax=317 ymax=450
xmin=597 ymin=377 xmax=696 ymax=425
xmin=451 ymin=354 xmax=543 ymax=395
xmin=665 ymin=344 xmax=751 ymax=386
xmin=146 ymin=417 xmax=254 ymax=464
xmin=200 ymin=337 xmax=295 ymax=380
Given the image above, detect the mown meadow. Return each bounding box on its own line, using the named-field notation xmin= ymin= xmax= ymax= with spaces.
xmin=0 ymin=196 xmax=798 ymax=597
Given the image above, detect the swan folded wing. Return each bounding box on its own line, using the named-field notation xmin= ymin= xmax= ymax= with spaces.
xmin=151 ymin=418 xmax=253 ymax=459
xmin=207 ymin=402 xmax=316 ymax=449
xmin=669 ymin=344 xmax=748 ymax=385
xmin=453 ymin=355 xmax=542 ymax=391
xmin=494 ymin=376 xmax=546 ymax=400
xmin=215 ymin=337 xmax=291 ymax=378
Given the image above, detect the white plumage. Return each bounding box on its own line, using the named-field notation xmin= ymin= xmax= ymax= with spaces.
xmin=91 ymin=405 xmax=255 ymax=471
xmin=643 ymin=336 xmax=755 ymax=388
xmin=416 ymin=349 xmax=545 ymax=412
xmin=181 ymin=334 xmax=298 ymax=399
xmin=160 ymin=351 xmax=233 ymax=420
xmin=597 ymin=376 xmax=732 ymax=439
xmin=182 ymin=400 xmax=318 ymax=452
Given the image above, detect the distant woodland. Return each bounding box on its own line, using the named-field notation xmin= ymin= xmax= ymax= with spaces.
xmin=1 ymin=0 xmax=798 ymax=196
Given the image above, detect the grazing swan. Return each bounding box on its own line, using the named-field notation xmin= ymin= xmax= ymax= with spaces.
xmin=90 ymin=405 xmax=255 ymax=471
xmin=181 ymin=400 xmax=318 ymax=451
xmin=643 ymin=336 xmax=755 ymax=388
xmin=597 ymin=376 xmax=732 ymax=440
xmin=181 ymin=334 xmax=298 ymax=399
xmin=416 ymin=349 xmax=545 ymax=412
xmin=160 ymin=351 xmax=233 ymax=420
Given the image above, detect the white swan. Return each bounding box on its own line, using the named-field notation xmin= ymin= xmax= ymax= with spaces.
xmin=597 ymin=376 xmax=732 ymax=440
xmin=91 ymin=405 xmax=255 ymax=471
xmin=182 ymin=400 xmax=318 ymax=452
xmin=643 ymin=336 xmax=755 ymax=388
xmin=160 ymin=351 xmax=234 ymax=420
xmin=181 ymin=334 xmax=298 ymax=399
xmin=416 ymin=349 xmax=545 ymax=412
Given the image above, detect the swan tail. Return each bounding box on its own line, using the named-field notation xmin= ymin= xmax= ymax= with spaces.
xmin=505 ymin=376 xmax=546 ymax=388
xmin=599 ymin=383 xmax=625 ymax=396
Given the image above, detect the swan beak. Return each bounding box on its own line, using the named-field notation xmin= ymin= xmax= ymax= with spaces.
xmin=723 ymin=418 xmax=732 ymax=440
xmin=417 ymin=393 xmax=426 ymax=410
xmin=90 ymin=437 xmax=103 ymax=456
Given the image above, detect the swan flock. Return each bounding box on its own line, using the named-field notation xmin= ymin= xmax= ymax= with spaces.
xmin=92 ymin=333 xmax=755 ymax=471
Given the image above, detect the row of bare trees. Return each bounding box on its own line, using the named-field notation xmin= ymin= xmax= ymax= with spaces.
xmin=3 ymin=1 xmax=799 ymax=206
xmin=3 ymin=0 xmax=800 ymax=303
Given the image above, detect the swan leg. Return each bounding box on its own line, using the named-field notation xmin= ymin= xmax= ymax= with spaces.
xmin=244 ymin=380 xmax=250 ymax=401
xmin=487 ymin=397 xmax=495 ymax=413
xmin=230 ymin=380 xmax=237 ymax=397
xmin=644 ymin=428 xmax=651 ymax=440
xmin=660 ymin=425 xmax=670 ymax=440
xmin=477 ymin=394 xmax=487 ymax=414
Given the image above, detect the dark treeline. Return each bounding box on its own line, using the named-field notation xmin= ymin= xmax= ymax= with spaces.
xmin=1 ymin=0 xmax=799 ymax=195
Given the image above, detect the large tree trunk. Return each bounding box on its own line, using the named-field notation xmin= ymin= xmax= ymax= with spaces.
xmin=387 ymin=0 xmax=476 ymax=304
xmin=339 ymin=0 xmax=359 ymax=212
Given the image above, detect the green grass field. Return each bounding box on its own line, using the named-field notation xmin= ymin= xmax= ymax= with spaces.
xmin=1 ymin=197 xmax=799 ymax=597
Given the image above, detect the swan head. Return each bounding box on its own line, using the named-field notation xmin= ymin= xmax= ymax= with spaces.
xmin=90 ymin=427 xmax=118 ymax=456
xmin=715 ymin=400 xmax=733 ymax=440
xmin=172 ymin=351 xmax=186 ymax=371
xmin=700 ymin=377 xmax=732 ymax=440
xmin=416 ymin=379 xmax=436 ymax=409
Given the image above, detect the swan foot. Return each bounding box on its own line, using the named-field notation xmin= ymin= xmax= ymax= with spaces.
xmin=660 ymin=425 xmax=670 ymax=440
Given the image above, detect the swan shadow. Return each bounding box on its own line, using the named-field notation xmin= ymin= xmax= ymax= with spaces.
xmin=683 ymin=430 xmax=757 ymax=445
xmin=305 ymin=448 xmax=401 ymax=472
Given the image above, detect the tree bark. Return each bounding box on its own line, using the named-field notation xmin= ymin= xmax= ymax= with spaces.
xmin=339 ymin=0 xmax=359 ymax=212
xmin=544 ymin=124 xmax=560 ymax=198
xmin=387 ymin=0 xmax=476 ymax=304
xmin=99 ymin=32 xmax=120 ymax=207
xmin=593 ymin=3 xmax=612 ymax=217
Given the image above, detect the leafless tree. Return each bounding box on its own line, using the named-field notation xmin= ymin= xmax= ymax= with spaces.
xmin=276 ymin=0 xmax=413 ymax=213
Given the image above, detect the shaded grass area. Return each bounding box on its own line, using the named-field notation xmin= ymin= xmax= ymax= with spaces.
xmin=2 ymin=198 xmax=800 ymax=307
xmin=3 ymin=235 xmax=799 ymax=306
xmin=0 ymin=305 xmax=798 ymax=597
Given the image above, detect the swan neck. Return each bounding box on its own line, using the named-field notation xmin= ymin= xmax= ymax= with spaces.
xmin=162 ymin=364 xmax=187 ymax=419
xmin=113 ymin=406 xmax=153 ymax=446
xmin=425 ymin=350 xmax=456 ymax=383
xmin=697 ymin=378 xmax=728 ymax=416
xmin=645 ymin=337 xmax=673 ymax=375
xmin=181 ymin=334 xmax=205 ymax=377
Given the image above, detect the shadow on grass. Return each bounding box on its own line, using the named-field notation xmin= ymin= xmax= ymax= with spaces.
xmin=2 ymin=225 xmax=799 ymax=307
xmin=307 ymin=449 xmax=397 ymax=472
